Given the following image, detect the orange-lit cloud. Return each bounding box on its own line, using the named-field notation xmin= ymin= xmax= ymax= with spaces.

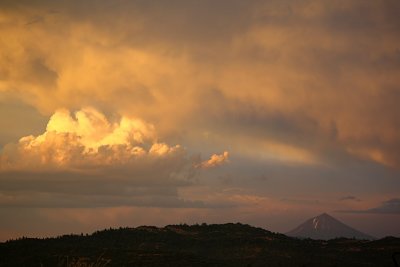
xmin=0 ymin=1 xmax=399 ymax=168
xmin=0 ymin=107 xmax=184 ymax=170
xmin=198 ymin=151 xmax=229 ymax=169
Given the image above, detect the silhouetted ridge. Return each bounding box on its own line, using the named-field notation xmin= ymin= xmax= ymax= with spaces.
xmin=0 ymin=223 xmax=397 ymax=267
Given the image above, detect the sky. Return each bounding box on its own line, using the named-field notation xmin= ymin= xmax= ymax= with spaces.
xmin=0 ymin=0 xmax=399 ymax=241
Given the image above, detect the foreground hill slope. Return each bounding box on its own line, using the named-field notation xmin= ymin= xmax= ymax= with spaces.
xmin=0 ymin=223 xmax=399 ymax=267
xmin=286 ymin=213 xmax=375 ymax=240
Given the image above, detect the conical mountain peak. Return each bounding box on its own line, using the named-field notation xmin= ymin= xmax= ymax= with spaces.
xmin=286 ymin=213 xmax=374 ymax=240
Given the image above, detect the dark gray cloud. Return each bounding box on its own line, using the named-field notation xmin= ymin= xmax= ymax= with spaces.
xmin=339 ymin=196 xmax=361 ymax=202
xmin=280 ymin=198 xmax=320 ymax=205
xmin=0 ymin=0 xmax=256 ymax=46
xmin=0 ymin=169 xmax=205 ymax=209
xmin=192 ymin=88 xmax=328 ymax=153
xmin=0 ymin=191 xmax=208 ymax=209
xmin=0 ymin=98 xmax=47 ymax=147
xmin=0 ymin=169 xmax=196 ymax=208
xmin=339 ymin=198 xmax=400 ymax=214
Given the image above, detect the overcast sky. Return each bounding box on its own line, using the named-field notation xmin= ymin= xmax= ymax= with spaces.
xmin=0 ymin=0 xmax=399 ymax=240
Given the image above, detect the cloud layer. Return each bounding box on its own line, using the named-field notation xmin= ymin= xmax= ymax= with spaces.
xmin=0 ymin=0 xmax=399 ymax=168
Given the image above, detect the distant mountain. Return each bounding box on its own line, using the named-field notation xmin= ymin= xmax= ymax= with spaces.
xmin=286 ymin=213 xmax=374 ymax=240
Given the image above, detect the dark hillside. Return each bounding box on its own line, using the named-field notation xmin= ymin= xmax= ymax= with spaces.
xmin=0 ymin=223 xmax=399 ymax=267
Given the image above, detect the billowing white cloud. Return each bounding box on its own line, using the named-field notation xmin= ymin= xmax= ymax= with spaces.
xmin=0 ymin=107 xmax=233 ymax=215
xmin=0 ymin=107 xmax=231 ymax=173
xmin=0 ymin=107 xmax=183 ymax=170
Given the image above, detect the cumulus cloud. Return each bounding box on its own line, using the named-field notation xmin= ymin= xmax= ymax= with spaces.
xmin=198 ymin=151 xmax=229 ymax=169
xmin=0 ymin=107 xmax=183 ymax=170
xmin=0 ymin=107 xmax=233 ymax=211
xmin=0 ymin=106 xmax=232 ymax=192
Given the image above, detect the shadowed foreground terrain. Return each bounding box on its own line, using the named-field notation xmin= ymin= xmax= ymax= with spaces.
xmin=0 ymin=223 xmax=399 ymax=267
